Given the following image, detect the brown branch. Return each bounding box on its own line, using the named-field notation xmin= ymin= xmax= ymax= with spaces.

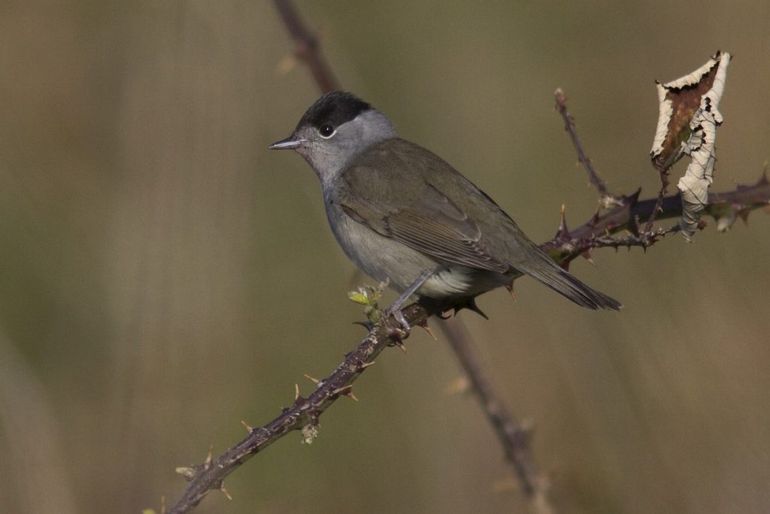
xmin=167 ymin=304 xmax=433 ymax=514
xmin=438 ymin=318 xmax=552 ymax=511
xmin=272 ymin=0 xmax=340 ymax=93
xmin=543 ymin=173 xmax=770 ymax=265
xmin=554 ymin=88 xmax=618 ymax=208
xmin=642 ymin=181 xmax=670 ymax=235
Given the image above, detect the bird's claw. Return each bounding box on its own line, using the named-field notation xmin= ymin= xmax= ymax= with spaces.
xmin=391 ymin=308 xmax=411 ymax=333
xmin=383 ymin=306 xmax=411 ymax=345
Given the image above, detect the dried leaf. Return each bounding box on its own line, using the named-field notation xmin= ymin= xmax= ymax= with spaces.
xmin=650 ymin=51 xmax=731 ymax=239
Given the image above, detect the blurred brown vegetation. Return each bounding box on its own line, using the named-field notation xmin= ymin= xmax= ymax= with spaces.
xmin=1 ymin=1 xmax=769 ymax=513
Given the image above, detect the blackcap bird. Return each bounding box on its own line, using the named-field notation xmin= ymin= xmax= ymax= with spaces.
xmin=270 ymin=92 xmax=620 ymax=324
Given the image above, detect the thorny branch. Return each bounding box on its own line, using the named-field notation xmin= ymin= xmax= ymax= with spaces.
xmin=167 ymin=304 xmax=434 ymax=514
xmin=548 ymin=89 xmax=769 ymax=263
xmin=163 ymin=2 xmax=770 ymax=513
xmin=543 ymin=169 xmax=770 ymax=266
xmin=166 ymin=165 xmax=769 ymax=513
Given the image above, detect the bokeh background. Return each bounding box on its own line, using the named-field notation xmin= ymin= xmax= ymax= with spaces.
xmin=1 ymin=1 xmax=769 ymax=513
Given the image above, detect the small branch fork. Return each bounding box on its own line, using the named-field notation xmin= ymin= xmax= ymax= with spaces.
xmin=161 ymin=3 xmax=770 ymax=513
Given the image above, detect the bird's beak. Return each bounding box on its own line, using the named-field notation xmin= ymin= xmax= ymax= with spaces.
xmin=268 ymin=135 xmax=305 ymax=150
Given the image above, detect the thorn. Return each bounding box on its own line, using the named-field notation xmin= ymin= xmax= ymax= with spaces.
xmin=352 ymin=320 xmax=374 ymax=331
xmin=626 ymin=188 xmax=642 ymax=207
xmin=394 ymin=341 xmax=408 ymax=353
xmin=332 ymin=385 xmax=358 ymax=401
xmin=556 ymin=204 xmax=569 ymax=239
xmin=332 ymin=385 xmax=350 ymax=396
xmin=359 ymin=360 xmax=376 ymax=370
xmin=420 ymin=323 xmax=438 ymax=341
xmin=240 ymin=420 xmax=253 ymax=432
xmin=220 ymin=484 xmax=233 ymax=501
xmin=468 ymin=298 xmax=489 ymax=319
xmin=581 ymin=249 xmax=594 ymax=264
xmin=505 ymin=282 xmax=516 ymax=300
xmin=303 ymin=373 xmax=320 ymax=385
xmin=294 ymin=383 xmax=301 ymax=401
xmin=204 ymin=445 xmax=213 ymax=468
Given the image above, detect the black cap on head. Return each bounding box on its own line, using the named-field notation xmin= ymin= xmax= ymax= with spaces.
xmin=297 ymin=91 xmax=372 ymax=131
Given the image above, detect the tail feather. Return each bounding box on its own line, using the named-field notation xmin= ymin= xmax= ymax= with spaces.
xmin=522 ymin=264 xmax=622 ymax=311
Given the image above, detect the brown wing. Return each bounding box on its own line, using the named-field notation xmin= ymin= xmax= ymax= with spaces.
xmin=338 ymin=173 xmax=510 ymax=274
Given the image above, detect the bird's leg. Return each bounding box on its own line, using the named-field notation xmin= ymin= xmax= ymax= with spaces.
xmin=385 ymin=269 xmax=434 ymax=333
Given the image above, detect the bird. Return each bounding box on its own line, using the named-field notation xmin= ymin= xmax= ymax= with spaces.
xmin=269 ymin=91 xmax=620 ymax=325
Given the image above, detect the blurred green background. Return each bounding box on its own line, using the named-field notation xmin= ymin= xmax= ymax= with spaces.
xmin=1 ymin=1 xmax=769 ymax=513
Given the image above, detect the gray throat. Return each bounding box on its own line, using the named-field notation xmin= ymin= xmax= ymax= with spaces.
xmin=310 ymin=110 xmax=397 ymax=187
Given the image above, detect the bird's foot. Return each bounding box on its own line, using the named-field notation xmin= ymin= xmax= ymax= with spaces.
xmin=384 ymin=304 xmax=412 ymax=334
xmin=381 ymin=269 xmax=433 ymax=336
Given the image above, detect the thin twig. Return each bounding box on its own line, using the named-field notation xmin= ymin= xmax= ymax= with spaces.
xmin=643 ymin=179 xmax=670 ymax=235
xmin=554 ymin=88 xmax=619 ymax=208
xmin=438 ymin=319 xmax=552 ymax=512
xmin=272 ymin=0 xmax=340 ymax=93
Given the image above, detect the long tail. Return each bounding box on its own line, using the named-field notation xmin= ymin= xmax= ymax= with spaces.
xmin=520 ymin=261 xmax=622 ymax=311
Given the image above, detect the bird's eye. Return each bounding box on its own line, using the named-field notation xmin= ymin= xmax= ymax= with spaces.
xmin=319 ymin=124 xmax=335 ymax=138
